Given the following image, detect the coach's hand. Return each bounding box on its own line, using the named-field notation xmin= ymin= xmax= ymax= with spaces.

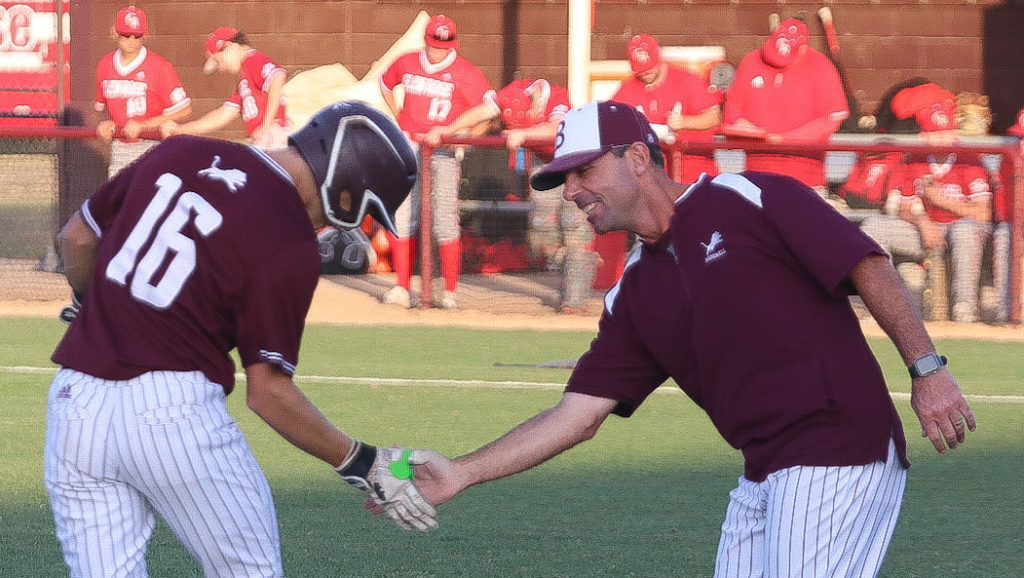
xmin=337 ymin=442 xmax=438 ymax=531
xmin=911 ymin=370 xmax=976 ymax=454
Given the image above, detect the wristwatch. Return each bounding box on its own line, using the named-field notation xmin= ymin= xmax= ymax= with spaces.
xmin=908 ymin=353 xmax=947 ymax=378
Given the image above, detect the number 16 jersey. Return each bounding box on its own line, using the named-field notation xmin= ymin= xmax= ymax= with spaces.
xmin=52 ymin=136 xmax=320 ymax=394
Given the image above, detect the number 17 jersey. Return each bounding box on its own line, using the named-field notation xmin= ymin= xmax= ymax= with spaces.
xmin=51 ymin=136 xmax=320 ymax=394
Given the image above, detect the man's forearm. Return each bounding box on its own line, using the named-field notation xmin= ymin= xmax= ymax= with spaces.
xmin=850 ymin=254 xmax=937 ymax=364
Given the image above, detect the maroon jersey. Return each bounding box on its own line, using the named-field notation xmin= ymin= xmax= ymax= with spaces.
xmin=568 ymin=171 xmax=907 ymax=482
xmin=52 ymin=136 xmax=320 ymax=393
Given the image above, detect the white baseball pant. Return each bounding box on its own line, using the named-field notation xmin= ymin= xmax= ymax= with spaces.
xmin=714 ymin=439 xmax=907 ymax=578
xmin=44 ymin=369 xmax=283 ymax=577
xmin=393 ymin=146 xmax=462 ymax=243
xmin=109 ymin=139 xmax=159 ymax=178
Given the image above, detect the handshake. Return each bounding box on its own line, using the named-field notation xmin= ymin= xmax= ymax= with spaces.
xmin=336 ymin=441 xmax=442 ymax=532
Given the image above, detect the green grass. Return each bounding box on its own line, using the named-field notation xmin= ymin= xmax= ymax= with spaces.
xmin=1 ymin=317 xmax=1021 ymax=577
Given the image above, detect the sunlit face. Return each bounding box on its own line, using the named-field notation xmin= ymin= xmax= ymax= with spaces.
xmin=208 ymin=44 xmax=243 ymax=74
xmin=116 ymin=33 xmax=144 ymax=57
xmin=562 ymin=149 xmax=639 ymax=235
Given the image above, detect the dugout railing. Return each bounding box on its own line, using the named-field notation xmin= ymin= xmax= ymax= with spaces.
xmin=1 ymin=125 xmax=1019 ymax=324
xmin=423 ymin=134 xmax=1023 ymax=324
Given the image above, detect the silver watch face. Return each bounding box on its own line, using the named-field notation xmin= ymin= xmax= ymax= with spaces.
xmin=915 ymin=355 xmax=941 ymax=375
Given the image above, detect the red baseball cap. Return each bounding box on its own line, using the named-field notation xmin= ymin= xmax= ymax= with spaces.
xmin=627 ymin=34 xmax=661 ymax=74
xmin=114 ymin=6 xmax=148 ymax=37
xmin=1009 ymin=108 xmax=1024 ymax=137
xmin=425 ymin=15 xmax=459 ymax=49
xmin=892 ymin=83 xmax=956 ymax=132
xmin=496 ymin=82 xmax=536 ymax=129
xmin=530 ymin=101 xmax=659 ymax=191
xmin=204 ymin=27 xmax=238 ymax=73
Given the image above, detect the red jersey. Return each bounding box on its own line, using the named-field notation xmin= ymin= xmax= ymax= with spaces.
xmin=52 ymin=136 xmax=320 ymax=393
xmin=95 ymin=47 xmax=191 ymax=134
xmin=485 ymin=79 xmax=569 ymax=161
xmin=379 ymin=49 xmax=493 ymax=139
xmin=569 ymin=172 xmax=904 ymax=482
xmin=724 ymin=49 xmax=848 ymax=186
xmin=614 ymin=65 xmax=720 ymax=181
xmin=896 ymin=156 xmax=993 ymax=224
xmin=224 ymin=49 xmax=288 ymax=137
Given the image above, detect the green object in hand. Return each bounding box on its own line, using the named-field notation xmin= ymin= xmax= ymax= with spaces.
xmin=389 ymin=449 xmax=415 ymax=480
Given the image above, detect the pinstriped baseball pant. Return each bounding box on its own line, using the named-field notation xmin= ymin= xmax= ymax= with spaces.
xmin=44 ymin=369 xmax=283 ymax=577
xmin=714 ymin=439 xmax=907 ymax=578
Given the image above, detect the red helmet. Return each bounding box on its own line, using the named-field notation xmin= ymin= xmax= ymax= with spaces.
xmin=288 ymin=102 xmax=417 ymax=235
xmin=762 ymin=19 xmax=808 ymax=68
xmin=496 ymin=84 xmax=536 ymax=129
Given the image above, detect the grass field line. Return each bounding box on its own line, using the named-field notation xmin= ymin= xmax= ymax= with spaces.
xmin=7 ymin=365 xmax=1023 ymax=404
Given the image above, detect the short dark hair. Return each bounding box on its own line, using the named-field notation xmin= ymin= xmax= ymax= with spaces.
xmin=230 ymin=31 xmax=250 ymax=46
xmin=610 ymin=143 xmax=664 ymax=168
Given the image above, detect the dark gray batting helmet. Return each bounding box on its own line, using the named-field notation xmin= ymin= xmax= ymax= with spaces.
xmin=288 ymin=101 xmax=416 ymax=236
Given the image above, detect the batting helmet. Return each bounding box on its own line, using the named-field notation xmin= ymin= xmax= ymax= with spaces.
xmin=288 ymin=101 xmax=417 ymax=236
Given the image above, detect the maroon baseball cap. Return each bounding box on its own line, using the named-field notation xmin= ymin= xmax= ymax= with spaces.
xmin=530 ymin=101 xmax=658 ymax=191
xmin=425 ymin=15 xmax=459 ymax=49
xmin=114 ymin=6 xmax=148 ymax=37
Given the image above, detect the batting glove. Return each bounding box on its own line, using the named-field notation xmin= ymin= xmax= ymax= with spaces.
xmin=335 ymin=442 xmax=438 ymax=531
xmin=58 ymin=290 xmax=83 ymax=325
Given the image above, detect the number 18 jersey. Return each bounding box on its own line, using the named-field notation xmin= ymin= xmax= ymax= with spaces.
xmin=52 ymin=136 xmax=320 ymax=393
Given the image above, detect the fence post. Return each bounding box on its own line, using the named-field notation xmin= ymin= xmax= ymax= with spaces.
xmin=418 ymin=144 xmax=434 ymax=308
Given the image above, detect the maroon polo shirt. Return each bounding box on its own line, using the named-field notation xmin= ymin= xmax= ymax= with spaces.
xmin=568 ymin=171 xmax=908 ymax=481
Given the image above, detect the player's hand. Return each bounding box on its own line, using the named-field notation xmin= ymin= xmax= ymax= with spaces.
xmin=337 ymin=443 xmax=438 ymax=531
xmin=59 ymin=290 xmax=83 ymax=325
xmin=504 ymin=129 xmax=526 ymax=150
xmin=122 ymin=119 xmax=143 ymax=140
xmin=405 ymin=449 xmax=463 ymax=508
xmin=96 ymin=121 xmax=116 ymax=142
xmin=159 ymin=120 xmax=180 ymax=140
xmin=423 ymin=127 xmax=445 ymax=147
xmin=911 ymin=370 xmax=976 ymax=454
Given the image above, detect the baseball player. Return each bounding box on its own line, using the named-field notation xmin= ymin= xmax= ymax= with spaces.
xmin=394 ymin=102 xmax=976 ymax=576
xmin=95 ymin=6 xmax=193 ymax=177
xmin=161 ymin=27 xmax=290 ymax=150
xmin=425 ymin=78 xmax=597 ymax=313
xmin=45 ymin=102 xmax=436 ymax=577
xmin=378 ymin=14 xmax=494 ymax=309
xmin=860 ymin=83 xmax=996 ymax=323
xmin=722 ymin=18 xmax=848 ymax=192
xmin=612 ymin=33 xmax=722 ymax=182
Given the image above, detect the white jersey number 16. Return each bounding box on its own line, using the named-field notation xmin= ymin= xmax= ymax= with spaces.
xmin=106 ymin=173 xmax=223 ymax=309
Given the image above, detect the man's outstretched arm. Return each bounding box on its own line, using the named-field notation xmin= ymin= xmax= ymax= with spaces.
xmin=411 ymin=392 xmax=618 ymax=508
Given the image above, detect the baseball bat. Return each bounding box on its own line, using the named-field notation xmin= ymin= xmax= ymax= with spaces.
xmin=494 ymin=360 xmax=578 ymax=369
xmin=817 ymin=6 xmax=862 ymax=133
xmin=769 ymin=13 xmax=780 ymax=31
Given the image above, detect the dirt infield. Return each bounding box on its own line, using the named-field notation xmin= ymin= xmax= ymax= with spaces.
xmin=3 ymin=258 xmax=1022 ymax=341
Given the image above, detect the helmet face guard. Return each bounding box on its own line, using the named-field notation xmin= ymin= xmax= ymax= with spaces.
xmin=289 ymin=102 xmax=416 ymax=236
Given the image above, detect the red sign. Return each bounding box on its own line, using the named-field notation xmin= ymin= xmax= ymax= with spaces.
xmin=0 ymin=1 xmax=70 ymax=125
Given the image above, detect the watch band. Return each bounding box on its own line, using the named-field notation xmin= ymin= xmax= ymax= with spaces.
xmin=908 ymin=353 xmax=947 ymax=378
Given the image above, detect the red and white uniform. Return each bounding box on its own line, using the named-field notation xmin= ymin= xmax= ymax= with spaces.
xmin=95 ymin=47 xmax=191 ymax=139
xmin=895 ymin=156 xmax=993 ymax=223
xmin=379 ymin=49 xmax=493 ymax=140
xmin=225 ymin=49 xmax=288 ymax=138
xmin=724 ymin=48 xmax=848 ymax=186
xmin=485 ymin=78 xmax=569 ymax=161
xmin=614 ymin=65 xmax=720 ymax=182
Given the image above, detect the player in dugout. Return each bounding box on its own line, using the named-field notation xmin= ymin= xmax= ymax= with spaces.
xmin=388 ymin=101 xmax=976 ymax=577
xmin=94 ymin=5 xmax=193 ymax=178
xmin=424 ymin=78 xmax=598 ymax=314
xmin=45 ymin=102 xmax=436 ymax=577
xmin=161 ymin=27 xmax=290 ymax=150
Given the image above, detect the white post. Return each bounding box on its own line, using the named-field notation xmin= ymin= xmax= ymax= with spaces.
xmin=567 ymin=0 xmax=592 ymax=107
